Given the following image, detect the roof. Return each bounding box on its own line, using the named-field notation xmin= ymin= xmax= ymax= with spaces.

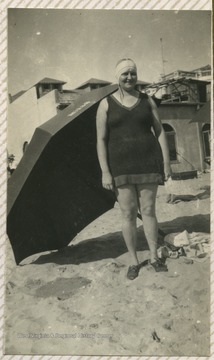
xmin=34 ymin=77 xmax=67 ymax=85
xmin=192 ymin=64 xmax=211 ymax=72
xmin=76 ymin=78 xmax=112 ymax=89
xmin=145 ymin=77 xmax=210 ymax=88
xmin=10 ymin=78 xmax=67 ymax=102
xmin=10 ymin=90 xmax=26 ymax=102
xmin=161 ymin=67 xmax=211 ymax=82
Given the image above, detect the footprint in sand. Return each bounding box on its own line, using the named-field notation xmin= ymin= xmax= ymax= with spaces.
xmin=35 ymin=277 xmax=91 ymax=300
xmin=163 ymin=319 xmax=174 ymax=330
xmin=57 ymin=310 xmax=83 ymax=325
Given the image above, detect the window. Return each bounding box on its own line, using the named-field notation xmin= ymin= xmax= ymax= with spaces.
xmin=198 ymin=84 xmax=207 ymax=102
xmin=202 ymin=124 xmax=210 ymax=159
xmin=163 ymin=124 xmax=177 ymax=162
xmin=43 ymin=84 xmax=51 ymax=90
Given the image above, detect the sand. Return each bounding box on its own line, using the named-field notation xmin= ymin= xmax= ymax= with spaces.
xmin=4 ymin=173 xmax=210 ymax=356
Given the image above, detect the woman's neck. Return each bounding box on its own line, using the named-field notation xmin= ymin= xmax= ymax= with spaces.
xmin=114 ymin=86 xmax=139 ymax=106
xmin=118 ymin=87 xmax=138 ymax=98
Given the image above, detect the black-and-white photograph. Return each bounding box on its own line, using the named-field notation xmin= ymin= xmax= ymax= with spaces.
xmin=6 ymin=8 xmax=211 ymax=356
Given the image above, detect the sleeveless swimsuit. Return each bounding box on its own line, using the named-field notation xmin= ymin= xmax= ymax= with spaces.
xmin=106 ymin=92 xmax=164 ymax=187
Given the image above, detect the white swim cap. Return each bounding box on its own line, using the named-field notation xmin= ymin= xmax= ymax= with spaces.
xmin=115 ymin=59 xmax=137 ymax=79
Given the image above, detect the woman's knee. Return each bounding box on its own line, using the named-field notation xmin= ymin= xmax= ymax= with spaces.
xmin=137 ymin=184 xmax=158 ymax=217
xmin=120 ymin=206 xmax=138 ymax=222
xmin=140 ymin=204 xmax=156 ymax=217
xmin=116 ymin=185 xmax=138 ymax=222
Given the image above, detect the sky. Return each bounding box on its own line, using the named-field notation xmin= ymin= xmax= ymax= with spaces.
xmin=8 ymin=9 xmax=211 ymax=95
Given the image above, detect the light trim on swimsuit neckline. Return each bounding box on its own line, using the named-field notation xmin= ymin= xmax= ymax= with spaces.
xmin=110 ymin=94 xmax=141 ymax=110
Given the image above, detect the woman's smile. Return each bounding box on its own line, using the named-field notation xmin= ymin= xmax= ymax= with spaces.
xmin=119 ymin=69 xmax=137 ymax=91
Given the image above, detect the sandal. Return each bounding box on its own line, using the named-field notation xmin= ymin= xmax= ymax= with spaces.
xmin=127 ymin=265 xmax=140 ymax=280
xmin=150 ymin=259 xmax=168 ymax=272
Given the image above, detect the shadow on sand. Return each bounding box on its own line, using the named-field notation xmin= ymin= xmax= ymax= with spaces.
xmin=30 ymin=213 xmax=209 ymax=266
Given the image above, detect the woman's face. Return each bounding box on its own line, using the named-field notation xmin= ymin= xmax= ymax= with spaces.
xmin=119 ymin=68 xmax=137 ymax=92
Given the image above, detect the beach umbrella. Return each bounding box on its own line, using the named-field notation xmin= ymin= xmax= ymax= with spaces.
xmin=7 ymin=84 xmax=118 ymax=264
xmin=189 ymin=101 xmax=210 ymax=123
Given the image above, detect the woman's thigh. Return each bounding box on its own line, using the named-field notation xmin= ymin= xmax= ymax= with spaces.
xmin=115 ymin=184 xmax=138 ymax=218
xmin=136 ymin=183 xmax=158 ymax=216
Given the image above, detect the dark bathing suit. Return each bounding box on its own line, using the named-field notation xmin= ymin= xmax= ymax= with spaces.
xmin=106 ymin=92 xmax=164 ymax=187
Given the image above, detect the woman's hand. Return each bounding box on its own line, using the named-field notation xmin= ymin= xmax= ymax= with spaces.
xmin=102 ymin=171 xmax=114 ymax=191
xmin=164 ymin=162 xmax=172 ymax=181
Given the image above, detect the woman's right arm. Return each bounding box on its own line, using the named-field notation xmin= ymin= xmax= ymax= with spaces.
xmin=96 ymin=98 xmax=114 ymax=191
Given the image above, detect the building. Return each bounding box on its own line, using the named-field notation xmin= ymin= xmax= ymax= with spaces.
xmin=192 ymin=65 xmax=211 ymax=101
xmin=158 ymin=103 xmax=210 ymax=176
xmin=144 ymin=67 xmax=211 ymax=175
xmin=8 ymin=78 xmax=63 ymax=169
xmin=57 ymin=78 xmax=112 ymax=110
xmin=75 ymin=78 xmax=111 ymax=92
xmin=7 ymin=77 xmax=113 ymax=169
xmin=8 ymin=67 xmax=211 ymax=175
xmin=145 ymin=73 xmax=209 ymax=103
xmin=192 ymin=64 xmax=211 ymax=81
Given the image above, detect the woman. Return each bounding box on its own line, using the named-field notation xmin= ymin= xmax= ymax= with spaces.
xmin=96 ymin=59 xmax=171 ymax=280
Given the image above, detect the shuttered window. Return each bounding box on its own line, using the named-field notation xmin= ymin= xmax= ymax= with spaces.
xmin=163 ymin=124 xmax=177 ymax=162
xmin=202 ymin=124 xmax=210 ymax=158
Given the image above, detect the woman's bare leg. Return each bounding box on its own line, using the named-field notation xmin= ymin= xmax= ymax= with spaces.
xmin=115 ymin=184 xmax=139 ymax=266
xmin=136 ymin=183 xmax=159 ymax=263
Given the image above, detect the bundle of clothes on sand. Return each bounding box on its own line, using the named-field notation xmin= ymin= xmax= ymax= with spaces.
xmin=158 ymin=230 xmax=210 ymax=264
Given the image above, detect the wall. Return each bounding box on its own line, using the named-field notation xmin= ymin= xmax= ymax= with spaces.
xmin=8 ymin=87 xmax=40 ymax=168
xmin=37 ymin=89 xmax=58 ymax=125
xmin=7 ymin=88 xmax=58 ymax=167
xmin=159 ymin=104 xmax=204 ymax=172
xmin=79 ymin=85 xmax=91 ymax=92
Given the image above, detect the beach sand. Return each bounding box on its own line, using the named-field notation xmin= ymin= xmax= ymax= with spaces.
xmin=4 ymin=173 xmax=210 ymax=356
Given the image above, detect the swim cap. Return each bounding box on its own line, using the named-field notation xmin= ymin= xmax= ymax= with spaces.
xmin=115 ymin=59 xmax=137 ymax=79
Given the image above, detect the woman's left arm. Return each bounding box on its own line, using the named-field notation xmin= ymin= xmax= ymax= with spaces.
xmin=148 ymin=96 xmax=172 ymax=180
